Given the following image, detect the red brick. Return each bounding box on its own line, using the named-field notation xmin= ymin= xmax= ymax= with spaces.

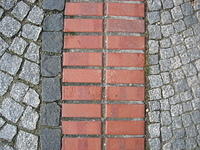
xmin=106 ymin=121 xmax=145 ymax=135
xmin=106 ymin=104 xmax=145 ymax=118
xmin=64 ymin=36 xmax=103 ymax=49
xmin=62 ymin=138 xmax=101 ymax=150
xmin=64 ymin=19 xmax=103 ymax=32
xmin=65 ymin=3 xmax=103 ymax=16
xmin=106 ymin=86 xmax=145 ymax=101
xmin=107 ymin=36 xmax=145 ymax=50
xmin=62 ymin=104 xmax=101 ymax=118
xmin=107 ymin=19 xmax=145 ymax=33
xmin=106 ymin=138 xmax=145 ymax=150
xmin=63 ymin=52 xmax=102 ymax=66
xmin=63 ymin=69 xmax=102 ymax=83
xmin=106 ymin=70 xmax=145 ymax=84
xmin=62 ymin=86 xmax=102 ymax=100
xmin=62 ymin=121 xmax=101 ymax=135
xmin=106 ymin=53 xmax=145 ymax=67
xmin=107 ymin=3 xmax=144 ymax=17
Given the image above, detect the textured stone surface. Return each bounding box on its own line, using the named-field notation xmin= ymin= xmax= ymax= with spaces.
xmin=43 ymin=13 xmax=63 ymax=31
xmin=25 ymin=42 xmax=40 ymax=63
xmin=40 ymin=103 xmax=60 ymax=126
xmin=42 ymin=77 xmax=61 ymax=102
xmin=42 ymin=32 xmax=63 ymax=53
xmin=42 ymin=0 xmax=65 ymax=10
xmin=0 ymin=16 xmax=21 ymax=37
xmin=23 ymin=88 xmax=40 ymax=108
xmin=27 ymin=6 xmax=44 ymax=25
xmin=40 ymin=128 xmax=61 ymax=150
xmin=16 ymin=130 xmax=38 ymax=150
xmin=22 ymin=24 xmax=42 ymax=41
xmin=0 ymin=0 xmax=16 ymax=10
xmin=0 ymin=71 xmax=13 ymax=96
xmin=0 ymin=37 xmax=9 ymax=56
xmin=19 ymin=60 xmax=40 ymax=85
xmin=41 ymin=55 xmax=61 ymax=76
xmin=0 ymin=123 xmax=17 ymax=142
xmin=9 ymin=37 xmax=28 ymax=55
xmin=0 ymin=97 xmax=24 ymax=123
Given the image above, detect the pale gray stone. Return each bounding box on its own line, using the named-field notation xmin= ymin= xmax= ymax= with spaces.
xmin=173 ymin=0 xmax=183 ymax=6
xmin=27 ymin=6 xmax=44 ymax=25
xmin=160 ymin=47 xmax=174 ymax=59
xmin=174 ymin=44 xmax=186 ymax=55
xmin=0 ymin=0 xmax=16 ymax=10
xmin=148 ymin=0 xmax=162 ymax=11
xmin=22 ymin=24 xmax=42 ymax=41
xmin=0 ymin=37 xmax=9 ymax=56
xmin=148 ymin=25 xmax=162 ymax=39
xmin=182 ymin=113 xmax=193 ymax=127
xmin=161 ymin=11 xmax=172 ymax=24
xmin=172 ymin=139 xmax=185 ymax=150
xmin=148 ymin=123 xmax=160 ymax=138
xmin=170 ymin=56 xmax=182 ymax=69
xmin=190 ymin=110 xmax=200 ymax=124
xmin=171 ymin=6 xmax=183 ymax=21
xmin=159 ymin=59 xmax=172 ymax=71
xmin=181 ymin=2 xmax=193 ymax=16
xmin=182 ymin=101 xmax=193 ymax=112
xmin=161 ymin=72 xmax=170 ymax=84
xmin=174 ymin=79 xmax=189 ymax=92
xmin=173 ymin=128 xmax=185 ymax=139
xmin=180 ymin=52 xmax=191 ymax=64
xmin=149 ymin=101 xmax=160 ymax=111
xmin=9 ymin=37 xmax=28 ymax=55
xmin=0 ymin=97 xmax=24 ymax=123
xmin=149 ymin=88 xmax=162 ymax=100
xmin=162 ymin=85 xmax=174 ymax=98
xmin=185 ymin=125 xmax=198 ymax=137
xmin=149 ymin=138 xmax=161 ymax=150
xmin=161 ymin=0 xmax=174 ymax=9
xmin=0 ymin=71 xmax=13 ymax=96
xmin=23 ymin=88 xmax=40 ymax=108
xmin=149 ymin=65 xmax=160 ymax=75
xmin=147 ymin=11 xmax=160 ymax=24
xmin=171 ymin=104 xmax=182 ymax=117
xmin=0 ymin=144 xmax=14 ymax=150
xmin=186 ymin=138 xmax=197 ymax=150
xmin=148 ymin=54 xmax=158 ymax=65
xmin=171 ymin=68 xmax=185 ymax=81
xmin=170 ymin=34 xmax=184 ymax=45
xmin=25 ymin=42 xmax=40 ymax=63
xmin=184 ymin=15 xmax=198 ymax=27
xmin=195 ymin=59 xmax=200 ymax=71
xmin=192 ymin=98 xmax=200 ymax=110
xmin=148 ymin=75 xmax=163 ymax=88
xmin=0 ymin=16 xmax=21 ymax=37
xmin=0 ymin=124 xmax=17 ymax=142
xmin=16 ymin=130 xmax=38 ymax=150
xmin=172 ymin=116 xmax=183 ymax=129
xmin=19 ymin=60 xmax=40 ymax=85
xmin=148 ymin=40 xmax=159 ymax=54
xmin=0 ymin=52 xmax=22 ymax=75
xmin=161 ymin=126 xmax=172 ymax=141
xmin=20 ymin=106 xmax=39 ymax=130
xmin=148 ymin=111 xmax=160 ymax=122
xmin=169 ymin=95 xmax=181 ymax=105
xmin=182 ymin=63 xmax=197 ymax=77
xmin=0 ymin=118 xmax=5 ymax=128
xmin=173 ymin=19 xmax=186 ymax=32
xmin=161 ymin=111 xmax=172 ymax=125
xmin=160 ymin=38 xmax=171 ymax=48
xmin=11 ymin=1 xmax=30 ymax=21
xmin=160 ymin=99 xmax=170 ymax=110
xmin=10 ymin=82 xmax=29 ymax=102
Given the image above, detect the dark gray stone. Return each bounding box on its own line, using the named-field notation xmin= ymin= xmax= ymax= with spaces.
xmin=43 ymin=13 xmax=63 ymax=31
xmin=172 ymin=139 xmax=185 ymax=150
xmin=181 ymin=2 xmax=194 ymax=16
xmin=184 ymin=15 xmax=198 ymax=27
xmin=42 ymin=32 xmax=63 ymax=53
xmin=174 ymin=79 xmax=189 ymax=93
xmin=40 ymin=103 xmax=60 ymax=126
xmin=42 ymin=0 xmax=64 ymax=10
xmin=42 ymin=77 xmax=61 ymax=102
xmin=185 ymin=125 xmax=198 ymax=137
xmin=41 ymin=55 xmax=61 ymax=76
xmin=40 ymin=128 xmax=61 ymax=150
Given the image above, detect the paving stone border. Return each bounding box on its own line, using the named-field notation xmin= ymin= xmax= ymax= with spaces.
xmin=147 ymin=0 xmax=200 ymax=149
xmin=0 ymin=0 xmax=64 ymax=149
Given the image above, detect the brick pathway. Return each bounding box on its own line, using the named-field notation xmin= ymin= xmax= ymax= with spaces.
xmin=62 ymin=1 xmax=145 ymax=150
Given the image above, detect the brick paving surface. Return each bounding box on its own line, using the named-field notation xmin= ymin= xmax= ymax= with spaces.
xmin=62 ymin=1 xmax=145 ymax=150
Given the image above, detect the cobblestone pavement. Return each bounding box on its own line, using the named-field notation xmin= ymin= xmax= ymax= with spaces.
xmin=0 ymin=0 xmax=63 ymax=149
xmin=147 ymin=0 xmax=200 ymax=149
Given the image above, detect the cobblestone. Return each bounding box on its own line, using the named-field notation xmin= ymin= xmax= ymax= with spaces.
xmin=24 ymin=42 xmax=40 ymax=63
xmin=9 ymin=37 xmax=28 ymax=55
xmin=27 ymin=6 xmax=44 ymax=25
xmin=43 ymin=13 xmax=63 ymax=31
xmin=0 ymin=37 xmax=8 ymax=56
xmin=23 ymin=88 xmax=40 ymax=108
xmin=0 ymin=71 xmax=13 ymax=96
xmin=22 ymin=24 xmax=42 ymax=41
xmin=0 ymin=0 xmax=16 ymax=10
xmin=0 ymin=123 xmax=17 ymax=142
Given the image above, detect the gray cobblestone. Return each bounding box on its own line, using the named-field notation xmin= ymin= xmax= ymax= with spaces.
xmin=162 ymin=85 xmax=175 ymax=98
xmin=161 ymin=11 xmax=172 ymax=24
xmin=148 ymin=138 xmax=161 ymax=150
xmin=181 ymin=2 xmax=194 ymax=16
xmin=22 ymin=24 xmax=42 ymax=41
xmin=23 ymin=88 xmax=40 ymax=108
xmin=43 ymin=13 xmax=63 ymax=31
xmin=0 ymin=123 xmax=17 ymax=142
xmin=161 ymin=126 xmax=172 ymax=141
xmin=148 ymin=75 xmax=163 ymax=88
xmin=148 ymin=0 xmax=162 ymax=11
xmin=0 ymin=0 xmax=16 ymax=10
xmin=24 ymin=42 xmax=40 ymax=63
xmin=0 ymin=37 xmax=9 ymax=56
xmin=42 ymin=0 xmax=64 ymax=10
xmin=161 ymin=111 xmax=172 ymax=125
xmin=160 ymin=38 xmax=171 ymax=48
xmin=148 ymin=25 xmax=162 ymax=39
xmin=160 ymin=47 xmax=174 ymax=59
xmin=148 ymin=123 xmax=160 ymax=138
xmin=147 ymin=11 xmax=160 ymax=24
xmin=0 ymin=71 xmax=13 ymax=96
xmin=9 ymin=37 xmax=28 ymax=55
xmin=148 ymin=40 xmax=159 ymax=54
xmin=27 ymin=6 xmax=44 ymax=25
xmin=148 ymin=111 xmax=160 ymax=122
xmin=149 ymin=88 xmax=162 ymax=100
xmin=171 ymin=6 xmax=183 ymax=21
xmin=182 ymin=113 xmax=193 ymax=127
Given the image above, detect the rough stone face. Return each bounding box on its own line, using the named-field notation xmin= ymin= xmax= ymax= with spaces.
xmin=0 ymin=144 xmax=14 ymax=150
xmin=0 ymin=97 xmax=24 ymax=123
xmin=40 ymin=128 xmax=61 ymax=150
xmin=25 ymin=42 xmax=40 ymax=63
xmin=42 ymin=32 xmax=63 ymax=53
xmin=11 ymin=1 xmax=30 ymax=21
xmin=22 ymin=24 xmax=42 ymax=41
xmin=27 ymin=6 xmax=44 ymax=25
xmin=148 ymin=123 xmax=160 ymax=138
xmin=0 ymin=71 xmax=13 ymax=96
xmin=43 ymin=13 xmax=63 ymax=31
xmin=10 ymin=82 xmax=29 ymax=102
xmin=42 ymin=77 xmax=61 ymax=102
xmin=40 ymin=103 xmax=60 ymax=126
xmin=9 ymin=37 xmax=28 ymax=55
xmin=0 ymin=117 xmax=5 ymax=128
xmin=0 ymin=37 xmax=9 ymax=56
xmin=41 ymin=55 xmax=61 ymax=76
xmin=148 ymin=25 xmax=162 ymax=39
xmin=148 ymin=75 xmax=163 ymax=88
xmin=0 ymin=123 xmax=17 ymax=142
xmin=16 ymin=130 xmax=38 ymax=150
xmin=0 ymin=53 xmax=22 ymax=75
xmin=42 ymin=0 xmax=65 ymax=10
xmin=147 ymin=11 xmax=160 ymax=24
xmin=0 ymin=0 xmax=16 ymax=10
xmin=19 ymin=60 xmax=40 ymax=85
xmin=23 ymin=88 xmax=40 ymax=108
xmin=148 ymin=138 xmax=161 ymax=150
xmin=20 ymin=106 xmax=39 ymax=130
xmin=0 ymin=16 xmax=21 ymax=37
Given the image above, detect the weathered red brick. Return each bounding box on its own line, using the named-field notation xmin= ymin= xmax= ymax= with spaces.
xmin=106 ymin=86 xmax=145 ymax=101
xmin=106 ymin=53 xmax=145 ymax=67
xmin=65 ymin=3 xmax=103 ymax=16
xmin=63 ymin=69 xmax=102 ymax=83
xmin=106 ymin=70 xmax=145 ymax=84
xmin=64 ymin=36 xmax=103 ymax=49
xmin=63 ymin=52 xmax=102 ymax=66
xmin=107 ymin=19 xmax=145 ymax=33
xmin=62 ymin=104 xmax=101 ymax=118
xmin=62 ymin=138 xmax=101 ymax=150
xmin=62 ymin=121 xmax=101 ymax=135
xmin=106 ymin=104 xmax=145 ymax=118
xmin=107 ymin=3 xmax=145 ymax=17
xmin=64 ymin=19 xmax=103 ymax=32
xmin=106 ymin=121 xmax=145 ymax=135
xmin=106 ymin=138 xmax=145 ymax=150
xmin=107 ymin=36 xmax=145 ymax=50
xmin=62 ymin=86 xmax=102 ymax=100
